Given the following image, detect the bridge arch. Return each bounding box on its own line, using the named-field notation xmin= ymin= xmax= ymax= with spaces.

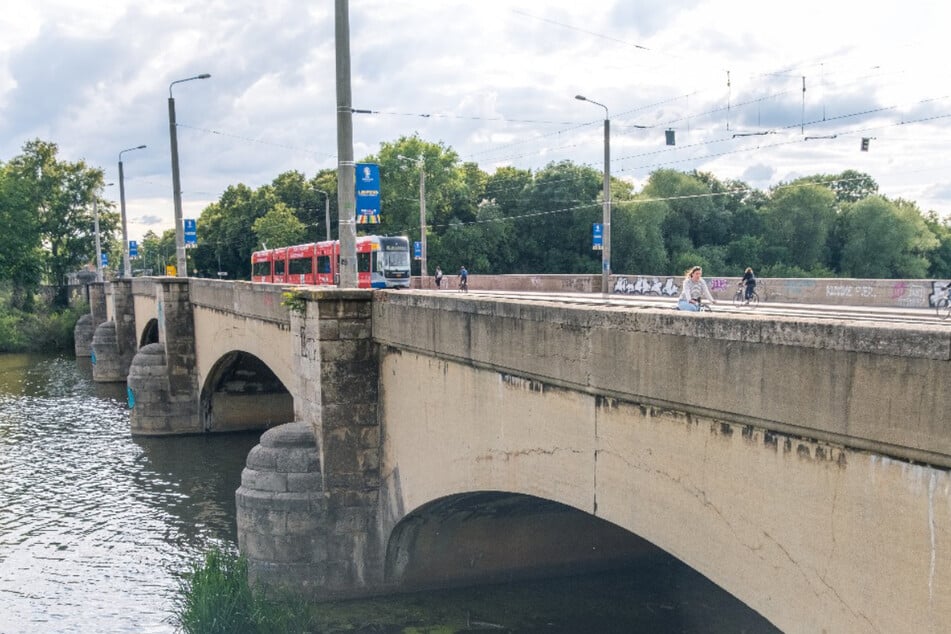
xmin=139 ymin=317 xmax=159 ymax=347
xmin=200 ymin=350 xmax=294 ymax=433
xmin=384 ymin=490 xmax=655 ymax=590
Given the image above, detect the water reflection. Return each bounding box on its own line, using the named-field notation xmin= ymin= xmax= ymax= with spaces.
xmin=0 ymin=354 xmax=256 ymax=633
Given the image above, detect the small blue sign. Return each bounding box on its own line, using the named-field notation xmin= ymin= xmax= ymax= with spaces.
xmin=100 ymin=252 xmax=108 ymax=266
xmin=413 ymin=241 xmax=422 ymax=260
xmin=184 ymin=218 xmax=197 ymax=245
xmin=592 ymin=223 xmax=603 ymax=251
xmin=355 ymin=163 xmax=381 ymax=224
xmin=129 ymin=240 xmax=138 ymax=257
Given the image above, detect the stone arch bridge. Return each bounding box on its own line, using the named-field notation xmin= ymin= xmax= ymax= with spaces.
xmin=76 ymin=277 xmax=951 ymax=633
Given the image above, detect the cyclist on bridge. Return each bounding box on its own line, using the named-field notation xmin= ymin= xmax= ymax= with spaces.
xmin=741 ymin=267 xmax=757 ymax=303
xmin=677 ymin=265 xmax=715 ymax=311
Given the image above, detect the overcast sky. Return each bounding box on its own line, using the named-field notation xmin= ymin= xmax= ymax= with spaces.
xmin=2 ymin=1 xmax=949 ymax=243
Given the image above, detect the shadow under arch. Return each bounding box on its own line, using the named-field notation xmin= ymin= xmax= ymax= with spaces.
xmin=385 ymin=491 xmax=658 ymax=591
xmin=139 ymin=318 xmax=159 ymax=347
xmin=200 ymin=350 xmax=294 ymax=433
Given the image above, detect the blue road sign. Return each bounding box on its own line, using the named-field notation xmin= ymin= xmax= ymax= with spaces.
xmin=129 ymin=240 xmax=138 ymax=257
xmin=184 ymin=218 xmax=197 ymax=245
xmin=592 ymin=223 xmax=603 ymax=251
xmin=355 ymin=163 xmax=381 ymax=224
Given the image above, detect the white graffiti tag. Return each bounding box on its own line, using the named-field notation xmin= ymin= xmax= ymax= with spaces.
xmin=613 ymin=276 xmax=679 ymax=296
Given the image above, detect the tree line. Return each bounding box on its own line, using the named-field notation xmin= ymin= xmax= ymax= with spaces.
xmin=3 ymin=135 xmax=951 ymax=313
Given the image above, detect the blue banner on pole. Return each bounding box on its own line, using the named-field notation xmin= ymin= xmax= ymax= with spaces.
xmin=592 ymin=223 xmax=603 ymax=251
xmin=101 ymin=252 xmax=108 ymax=266
xmin=129 ymin=240 xmax=138 ymax=257
xmin=184 ymin=218 xmax=197 ymax=245
xmin=413 ymin=241 xmax=421 ymax=260
xmin=355 ymin=163 xmax=381 ymax=224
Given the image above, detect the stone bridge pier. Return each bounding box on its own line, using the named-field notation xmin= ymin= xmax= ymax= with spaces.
xmin=74 ymin=281 xmax=108 ymax=357
xmin=127 ymin=278 xmax=202 ymax=435
xmin=237 ymin=290 xmax=386 ymax=597
xmin=90 ymin=279 xmax=137 ymax=383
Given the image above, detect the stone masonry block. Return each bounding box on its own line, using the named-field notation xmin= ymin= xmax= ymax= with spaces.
xmin=287 ymin=471 xmax=324 ymax=492
xmin=242 ymin=469 xmax=288 ymax=493
xmin=338 ymin=319 xmax=372 ymax=340
xmin=319 ymin=339 xmax=374 ymax=363
xmin=319 ymin=403 xmax=378 ymax=428
xmin=319 ymin=318 xmax=340 ymax=341
xmin=275 ymin=448 xmax=318 ymax=473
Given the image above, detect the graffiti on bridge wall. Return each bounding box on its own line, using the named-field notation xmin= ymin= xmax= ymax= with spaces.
xmin=613 ymin=276 xmax=679 ymax=296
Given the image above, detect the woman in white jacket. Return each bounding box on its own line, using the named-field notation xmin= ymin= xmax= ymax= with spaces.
xmin=677 ymin=266 xmax=715 ymax=311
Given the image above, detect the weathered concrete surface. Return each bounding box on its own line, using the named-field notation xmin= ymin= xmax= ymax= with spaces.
xmin=372 ymin=291 xmax=951 ymax=468
xmin=373 ymin=291 xmax=951 ymax=633
xmin=377 ymin=349 xmax=951 ymax=634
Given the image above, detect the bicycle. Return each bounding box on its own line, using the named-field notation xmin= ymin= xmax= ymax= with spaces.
xmin=733 ymin=284 xmax=760 ymax=307
xmin=935 ymin=285 xmax=951 ymax=319
xmin=458 ymin=276 xmax=468 ymax=293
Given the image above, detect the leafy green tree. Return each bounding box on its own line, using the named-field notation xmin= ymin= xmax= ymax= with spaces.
xmin=513 ymin=161 xmax=602 ymax=273
xmin=838 ymin=196 xmax=937 ymax=278
xmin=367 ymin=136 xmax=462 ymax=249
xmin=194 ymin=183 xmax=273 ymax=279
xmin=4 ymin=139 xmax=105 ymax=306
xmin=612 ymin=199 xmax=669 ymax=275
xmin=252 ymin=202 xmax=307 ymax=249
xmin=924 ymin=211 xmax=951 ymax=278
xmin=0 ymin=163 xmax=43 ymax=308
xmin=762 ymin=182 xmax=837 ymax=271
xmin=642 ymin=170 xmax=727 ymax=268
xmin=816 ymin=169 xmax=879 ymax=204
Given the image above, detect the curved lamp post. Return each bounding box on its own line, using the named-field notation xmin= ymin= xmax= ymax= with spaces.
xmin=575 ymin=95 xmax=611 ymax=294
xmin=168 ymin=73 xmax=211 ymax=277
xmin=119 ymin=146 xmax=146 ymax=278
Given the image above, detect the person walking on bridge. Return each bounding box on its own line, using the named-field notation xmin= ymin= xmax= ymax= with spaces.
xmin=434 ymin=266 xmax=443 ymax=289
xmin=458 ymin=265 xmax=469 ymax=292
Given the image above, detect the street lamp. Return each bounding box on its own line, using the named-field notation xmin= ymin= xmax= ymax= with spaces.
xmin=119 ymin=146 xmax=146 ymax=278
xmin=168 ymin=72 xmax=211 ymax=277
xmin=575 ymin=94 xmax=611 ymax=294
xmin=93 ymin=183 xmax=114 ymax=282
xmin=397 ymin=155 xmax=427 ymax=281
xmin=315 ymin=188 xmax=331 ymax=241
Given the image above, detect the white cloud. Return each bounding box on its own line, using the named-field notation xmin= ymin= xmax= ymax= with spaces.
xmin=1 ymin=0 xmax=949 ymax=245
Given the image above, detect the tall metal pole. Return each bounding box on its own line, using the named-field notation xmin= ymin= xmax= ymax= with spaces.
xmin=575 ymin=95 xmax=611 ymax=294
xmin=602 ymin=115 xmax=611 ymax=294
xmin=168 ymin=73 xmax=210 ymax=278
xmin=398 ymin=154 xmax=427 ymax=280
xmin=118 ymin=145 xmax=146 ymax=279
xmin=93 ymin=197 xmax=103 ymax=282
xmin=419 ymin=161 xmax=427 ymax=279
xmin=335 ymin=0 xmax=357 ymax=287
xmin=316 ymin=189 xmax=331 ymax=241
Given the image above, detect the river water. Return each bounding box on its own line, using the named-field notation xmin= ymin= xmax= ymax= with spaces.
xmin=0 ymin=354 xmax=778 ymax=633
